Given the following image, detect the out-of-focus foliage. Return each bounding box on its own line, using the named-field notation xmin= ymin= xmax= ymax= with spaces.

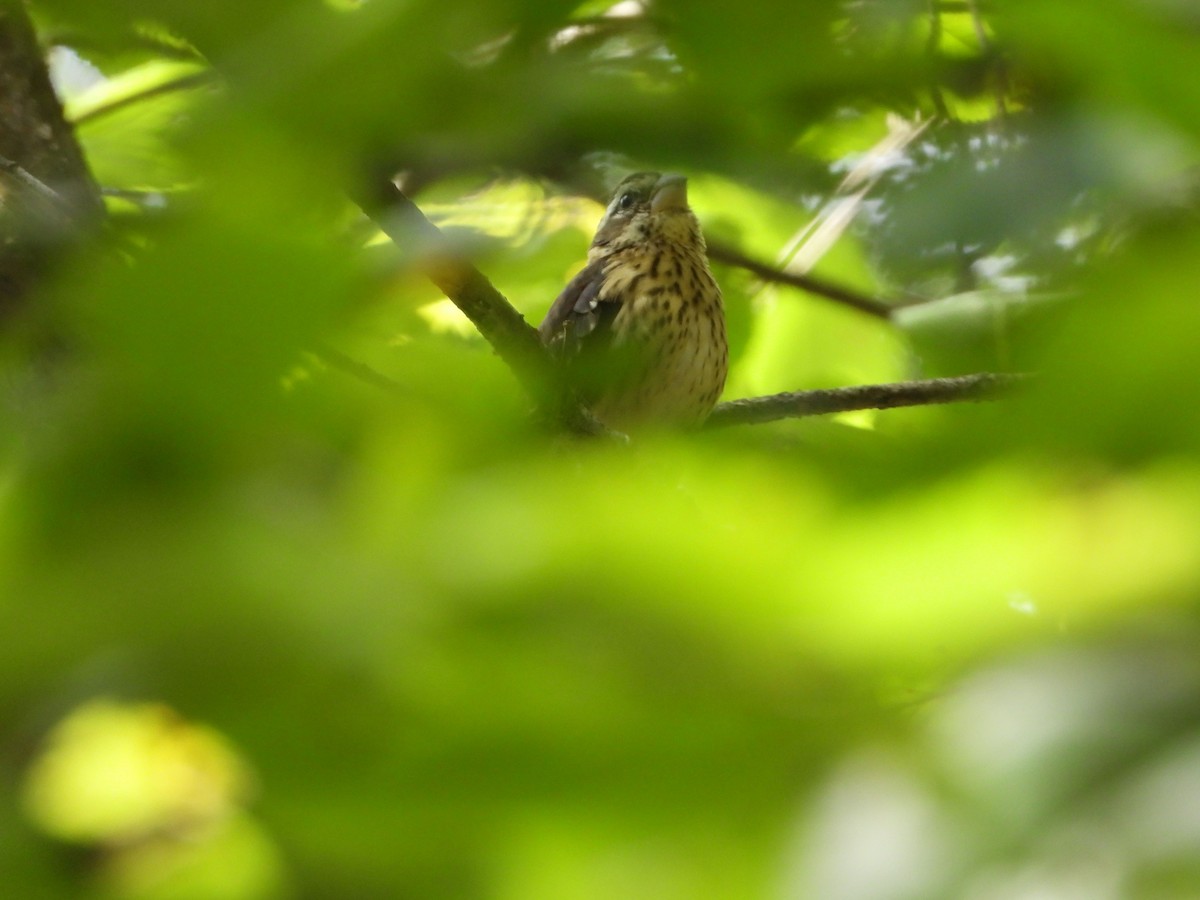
xmin=2 ymin=0 xmax=1200 ymax=897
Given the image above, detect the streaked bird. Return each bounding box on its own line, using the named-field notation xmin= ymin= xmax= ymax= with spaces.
xmin=540 ymin=172 xmax=727 ymax=431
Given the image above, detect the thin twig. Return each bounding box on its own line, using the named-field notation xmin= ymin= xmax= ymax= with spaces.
xmin=0 ymin=154 xmax=75 ymax=219
xmin=707 ymin=242 xmax=897 ymax=320
xmin=309 ymin=344 xmax=408 ymax=397
xmin=705 ymin=372 xmax=1025 ymax=428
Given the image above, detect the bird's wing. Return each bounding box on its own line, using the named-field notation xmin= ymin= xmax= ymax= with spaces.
xmin=539 ymin=257 xmax=644 ymax=405
xmin=538 ymin=259 xmax=614 ymax=352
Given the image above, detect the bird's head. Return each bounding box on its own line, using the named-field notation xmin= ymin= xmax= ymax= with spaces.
xmin=590 ymin=172 xmax=704 ymax=254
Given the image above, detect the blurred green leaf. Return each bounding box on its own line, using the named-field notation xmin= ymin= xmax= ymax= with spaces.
xmin=66 ymin=59 xmax=210 ymax=191
xmin=5 ymin=0 xmax=1200 ymax=897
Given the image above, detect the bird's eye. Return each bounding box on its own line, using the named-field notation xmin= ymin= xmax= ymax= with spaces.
xmin=617 ymin=192 xmax=635 ymax=211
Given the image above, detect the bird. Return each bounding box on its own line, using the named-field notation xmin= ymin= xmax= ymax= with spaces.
xmin=539 ymin=172 xmax=727 ymax=432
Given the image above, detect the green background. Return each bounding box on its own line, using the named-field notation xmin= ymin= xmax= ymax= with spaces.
xmin=3 ymin=1 xmax=1200 ymax=897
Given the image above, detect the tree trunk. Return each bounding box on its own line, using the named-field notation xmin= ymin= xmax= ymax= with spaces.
xmin=0 ymin=0 xmax=102 ymax=316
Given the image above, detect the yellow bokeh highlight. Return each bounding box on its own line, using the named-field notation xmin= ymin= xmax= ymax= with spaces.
xmin=22 ymin=698 xmax=252 ymax=845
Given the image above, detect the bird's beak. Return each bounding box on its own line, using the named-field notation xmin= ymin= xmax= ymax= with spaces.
xmin=651 ymin=174 xmax=688 ymax=213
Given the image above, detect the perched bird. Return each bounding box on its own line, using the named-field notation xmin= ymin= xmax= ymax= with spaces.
xmin=539 ymin=172 xmax=727 ymax=431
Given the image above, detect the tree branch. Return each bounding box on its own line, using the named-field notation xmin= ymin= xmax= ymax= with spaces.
xmin=350 ymin=173 xmax=549 ymax=386
xmin=309 ymin=343 xmax=409 ymax=397
xmin=0 ymin=155 xmax=77 ymax=226
xmin=318 ymin=332 xmax=1024 ymax=434
xmin=705 ymin=372 xmax=1025 ymax=428
xmin=348 ymin=171 xmax=608 ymax=434
xmin=706 ymin=242 xmax=898 ymax=320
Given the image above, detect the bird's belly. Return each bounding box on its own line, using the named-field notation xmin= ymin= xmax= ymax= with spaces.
xmin=593 ymin=298 xmax=727 ymax=430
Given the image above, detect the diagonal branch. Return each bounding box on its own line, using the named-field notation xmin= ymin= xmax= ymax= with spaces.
xmin=350 ymin=173 xmax=550 ymax=391
xmin=348 ymin=171 xmax=605 ymax=434
xmin=0 ymin=155 xmax=78 ymax=227
xmin=706 ymin=242 xmax=898 ymax=320
xmin=705 ymin=372 xmax=1025 ymax=428
xmin=309 ymin=343 xmax=409 ymax=397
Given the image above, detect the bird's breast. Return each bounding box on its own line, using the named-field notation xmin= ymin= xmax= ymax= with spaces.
xmin=591 ymin=242 xmax=728 ymax=429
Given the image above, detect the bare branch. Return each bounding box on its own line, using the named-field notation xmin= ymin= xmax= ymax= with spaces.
xmin=309 ymin=344 xmax=409 ymax=398
xmin=317 ymin=330 xmax=1024 ymax=435
xmin=350 ymin=174 xmax=548 ymax=386
xmin=349 ymin=172 xmax=609 ymax=434
xmin=707 ymin=242 xmax=898 ymax=320
xmin=0 ymin=155 xmax=77 ymax=226
xmin=706 ymin=372 xmax=1025 ymax=428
